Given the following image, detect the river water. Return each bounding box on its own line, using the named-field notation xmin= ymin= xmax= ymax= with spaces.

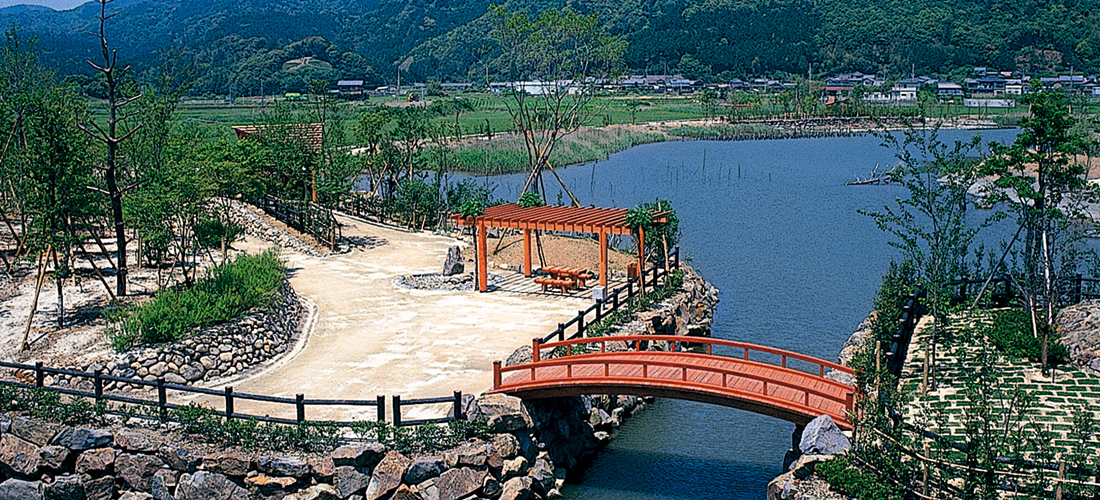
xmin=458 ymin=129 xmax=1020 ymax=499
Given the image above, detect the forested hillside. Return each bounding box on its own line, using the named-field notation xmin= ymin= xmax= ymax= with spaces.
xmin=3 ymin=0 xmax=1098 ymax=95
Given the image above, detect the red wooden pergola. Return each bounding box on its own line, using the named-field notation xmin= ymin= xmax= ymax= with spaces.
xmin=450 ymin=204 xmax=664 ymax=293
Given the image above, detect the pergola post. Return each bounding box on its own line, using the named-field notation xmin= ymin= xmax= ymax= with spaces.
xmin=523 ymin=228 xmax=533 ymax=277
xmin=599 ymin=231 xmax=608 ymax=288
xmin=478 ymin=220 xmax=488 ymax=292
xmin=637 ymin=227 xmax=646 ymax=295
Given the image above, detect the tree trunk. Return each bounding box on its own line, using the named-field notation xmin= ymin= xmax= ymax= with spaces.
xmin=21 ymin=249 xmax=49 ymax=352
xmin=52 ymin=247 xmax=63 ymax=328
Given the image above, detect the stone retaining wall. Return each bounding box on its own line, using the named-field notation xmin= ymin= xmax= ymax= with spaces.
xmin=47 ymin=283 xmax=304 ymax=392
xmin=226 ymin=200 xmax=328 ymax=257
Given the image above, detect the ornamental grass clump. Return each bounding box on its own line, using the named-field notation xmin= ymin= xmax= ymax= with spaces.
xmin=108 ymin=249 xmax=286 ymax=351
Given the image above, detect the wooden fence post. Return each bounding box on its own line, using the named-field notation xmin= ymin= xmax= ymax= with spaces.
xmin=157 ymin=378 xmax=167 ymax=420
xmin=93 ymin=369 xmax=103 ymax=404
xmin=557 ymin=324 xmax=565 ymax=342
xmin=296 ymin=394 xmax=305 ymax=423
xmin=453 ymin=391 xmax=463 ymax=420
xmin=392 ymin=395 xmax=402 ymax=427
xmin=376 ymin=395 xmax=385 ymax=423
xmin=224 ymin=386 xmax=234 ymax=418
xmin=577 ymin=311 xmax=585 ymax=337
xmin=34 ymin=362 xmax=43 ymax=387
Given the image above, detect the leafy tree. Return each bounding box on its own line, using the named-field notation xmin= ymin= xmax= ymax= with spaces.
xmin=489 ymin=6 xmax=625 ymax=205
xmin=981 ymin=92 xmax=1092 ymax=372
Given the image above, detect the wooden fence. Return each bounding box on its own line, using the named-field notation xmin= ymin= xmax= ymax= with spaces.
xmin=945 ymin=274 xmax=1100 ymax=307
xmin=542 ymin=246 xmax=680 ymax=343
xmin=0 ymin=361 xmax=462 ymax=428
xmin=257 ymin=194 xmax=341 ymax=250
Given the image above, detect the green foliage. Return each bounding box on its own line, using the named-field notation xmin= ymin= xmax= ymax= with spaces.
xmin=517 ymin=191 xmax=545 ymax=208
xmin=0 ymin=385 xmax=105 ymax=425
xmin=108 ymin=250 xmax=287 ymax=350
xmin=985 ymin=309 xmax=1069 ymax=364
xmin=817 ymin=456 xmax=904 ymax=500
xmin=172 ymin=403 xmax=341 ymax=452
xmin=870 ymin=261 xmax=918 ymax=344
xmin=627 ymin=200 xmax=681 ymax=264
xmin=193 ymin=218 xmax=244 ymax=250
xmin=457 ymin=197 xmax=485 ymax=218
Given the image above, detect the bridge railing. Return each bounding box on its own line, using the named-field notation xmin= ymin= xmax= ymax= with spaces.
xmin=527 ymin=334 xmax=854 ymax=379
xmin=0 ymin=360 xmax=461 ymax=428
xmin=493 ymin=354 xmax=855 ymax=418
xmin=543 ymin=246 xmax=680 ymax=344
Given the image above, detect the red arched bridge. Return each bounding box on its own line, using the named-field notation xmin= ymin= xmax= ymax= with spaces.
xmin=491 ymin=335 xmax=857 ymax=429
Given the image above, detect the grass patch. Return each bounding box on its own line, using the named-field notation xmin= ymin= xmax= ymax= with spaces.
xmin=108 ymin=249 xmax=287 ymax=351
xmin=448 ymin=126 xmax=668 ymax=174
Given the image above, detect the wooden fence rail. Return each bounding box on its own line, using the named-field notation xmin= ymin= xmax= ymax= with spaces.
xmin=0 ymin=360 xmax=460 ymax=427
xmin=257 ymin=194 xmax=341 ymax=250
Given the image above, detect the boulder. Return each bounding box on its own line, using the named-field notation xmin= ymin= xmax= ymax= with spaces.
xmin=309 ymin=458 xmax=336 ymax=482
xmin=331 ymin=443 xmax=387 ymax=468
xmin=413 ymin=478 xmax=438 ymax=500
xmin=441 ymin=246 xmax=464 ymax=276
xmin=114 ymin=430 xmax=156 ymax=454
xmin=403 ymin=458 xmax=446 ymax=485
xmin=481 ymin=475 xmax=502 ymax=500
xmin=500 ymin=457 xmax=528 ymax=479
xmin=159 ymin=446 xmax=201 ymax=473
xmin=244 ymin=473 xmax=299 ymax=495
xmin=39 ymin=446 xmax=70 ymax=471
xmin=118 ymin=493 xmax=153 ymax=500
xmin=443 ymin=441 xmax=487 ymax=469
xmin=503 ymin=346 xmax=532 ymax=368
xmin=527 ymin=462 xmax=555 ymax=497
xmin=0 ymin=434 xmax=42 ymax=477
xmin=0 ymin=478 xmax=41 ymax=500
xmin=51 ymin=428 xmax=113 ymax=451
xmin=180 ymin=363 xmax=205 ymax=382
xmin=545 ymin=488 xmax=564 ymax=499
xmin=81 ymin=475 xmax=114 ymax=500
xmin=788 ymin=454 xmax=830 ymax=479
xmin=468 ymin=394 xmax=532 ymax=433
xmin=435 ymin=467 xmax=486 ymax=500
xmin=176 ymin=471 xmax=248 ymax=500
xmin=490 ymin=434 xmax=520 ymax=461
xmin=116 ymin=453 xmax=166 ymax=492
xmin=499 ymin=477 xmax=533 ymax=500
xmin=391 ymin=484 xmax=423 ymax=500
xmin=75 ymin=448 xmax=118 ymax=475
xmin=163 ymin=373 xmax=187 ymax=385
xmin=42 ymin=474 xmax=84 ymax=500
xmin=364 ymin=451 xmax=411 ymax=500
xmin=10 ymin=417 xmax=62 ymax=446
xmin=765 ymin=471 xmax=795 ymax=500
xmin=202 ymin=452 xmax=250 ymax=477
xmin=150 ymin=469 xmax=177 ymax=500
xmin=283 ymin=484 xmax=338 ymax=500
xmin=798 ymin=415 xmax=851 ymax=456
xmin=334 ymin=466 xmax=371 ymax=499
xmin=258 ymin=456 xmax=311 ymax=478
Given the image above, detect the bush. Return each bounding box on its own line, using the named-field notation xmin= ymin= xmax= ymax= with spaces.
xmin=985 ymin=309 xmax=1069 ymax=364
xmin=108 ymin=250 xmax=287 ymax=350
xmin=816 ymin=456 xmax=904 ymax=500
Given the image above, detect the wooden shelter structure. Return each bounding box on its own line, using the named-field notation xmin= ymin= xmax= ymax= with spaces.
xmin=450 ymin=204 xmax=665 ymax=293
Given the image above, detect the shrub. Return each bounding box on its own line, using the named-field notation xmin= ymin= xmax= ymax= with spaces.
xmin=816 ymin=456 xmax=904 ymax=500
xmin=108 ymin=249 xmax=287 ymax=350
xmin=985 ymin=309 xmax=1069 ymax=364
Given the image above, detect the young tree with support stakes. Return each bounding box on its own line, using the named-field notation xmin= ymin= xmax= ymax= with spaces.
xmin=77 ymin=0 xmax=143 ymax=297
xmin=488 ymin=6 xmax=625 ymax=206
xmin=981 ymin=91 xmax=1093 ymax=373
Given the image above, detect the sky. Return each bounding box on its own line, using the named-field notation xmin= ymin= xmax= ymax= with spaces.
xmin=0 ymin=0 xmax=86 ymax=9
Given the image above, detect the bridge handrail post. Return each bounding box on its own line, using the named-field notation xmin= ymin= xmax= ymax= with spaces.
xmin=532 ymin=338 xmax=541 ymax=362
xmin=493 ymin=362 xmax=502 ymax=389
xmin=845 ymin=391 xmax=855 ymax=414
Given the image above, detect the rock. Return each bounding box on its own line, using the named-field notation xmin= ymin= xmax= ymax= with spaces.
xmin=442 ymin=246 xmax=464 ymax=276
xmin=588 ymin=409 xmax=612 ymax=430
xmin=163 ymin=373 xmax=187 ymax=385
xmin=10 ymin=417 xmax=62 ymax=446
xmin=159 ymin=446 xmax=201 ymax=473
xmin=0 ymin=434 xmax=41 ymax=477
xmin=503 ymin=346 xmax=532 ymax=368
xmin=468 ymin=394 xmax=532 ymax=433
xmin=500 ymin=457 xmax=528 ymax=479
xmin=75 ymin=448 xmax=118 ymax=475
xmin=202 ymin=452 xmax=250 ymax=477
xmin=116 ymin=453 xmax=165 ymax=491
xmin=482 ymin=475 xmax=502 ymax=500
xmin=799 ymin=415 xmax=851 ymax=456
xmin=391 ymin=484 xmax=423 ymax=500
xmin=444 ymin=441 xmax=487 ymax=469
xmin=39 ymin=446 xmax=70 ymax=471
xmin=545 ymin=488 xmax=564 ymax=499
xmin=490 ymin=434 xmax=520 ymax=461
xmin=245 ymin=473 xmax=299 ymax=495
xmin=404 ymin=458 xmax=446 ymax=485
xmin=788 ymin=454 xmax=830 ymax=479
xmin=82 ymin=475 xmax=114 ymax=500
xmin=150 ymin=469 xmax=177 ymax=500
xmin=180 ymin=363 xmax=205 ymax=381
xmin=258 ymin=456 xmax=311 ymax=478
xmin=51 ymin=428 xmax=113 ymax=451
xmin=414 ymin=479 xmax=439 ymax=500
xmin=364 ymin=451 xmax=411 ymax=500
xmin=309 ymin=458 xmax=336 ymax=481
xmin=499 ymin=477 xmax=533 ymax=500
xmin=118 ymin=493 xmax=153 ymax=500
xmin=42 ymin=474 xmax=83 ymax=500
xmin=115 ymin=430 xmax=156 ymax=453
xmin=283 ymin=484 xmax=337 ymax=500
xmin=334 ymin=466 xmax=371 ymax=499
xmin=765 ymin=471 xmax=795 ymax=500
xmin=331 ymin=443 xmax=387 ymax=468
xmin=527 ymin=463 xmax=555 ymax=497
xmin=149 ymin=362 xmax=168 ymax=377
xmin=176 ymin=471 xmax=248 ymax=500
xmin=0 ymin=478 xmax=41 ymax=500
xmin=435 ymin=467 xmax=486 ymax=500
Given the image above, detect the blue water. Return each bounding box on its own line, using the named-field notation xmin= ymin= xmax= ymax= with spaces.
xmin=458 ymin=129 xmax=1020 ymax=499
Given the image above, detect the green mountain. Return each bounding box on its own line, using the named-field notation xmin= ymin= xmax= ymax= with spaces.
xmin=3 ymin=0 xmax=1098 ymax=95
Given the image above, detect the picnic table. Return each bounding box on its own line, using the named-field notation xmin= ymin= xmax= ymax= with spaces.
xmin=534 ymin=267 xmax=596 ymax=293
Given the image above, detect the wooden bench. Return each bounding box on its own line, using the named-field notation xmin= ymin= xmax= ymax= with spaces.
xmin=534 ymin=277 xmax=576 ymax=293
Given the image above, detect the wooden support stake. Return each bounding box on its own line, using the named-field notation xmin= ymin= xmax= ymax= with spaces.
xmin=20 ymin=249 xmax=49 ymax=352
